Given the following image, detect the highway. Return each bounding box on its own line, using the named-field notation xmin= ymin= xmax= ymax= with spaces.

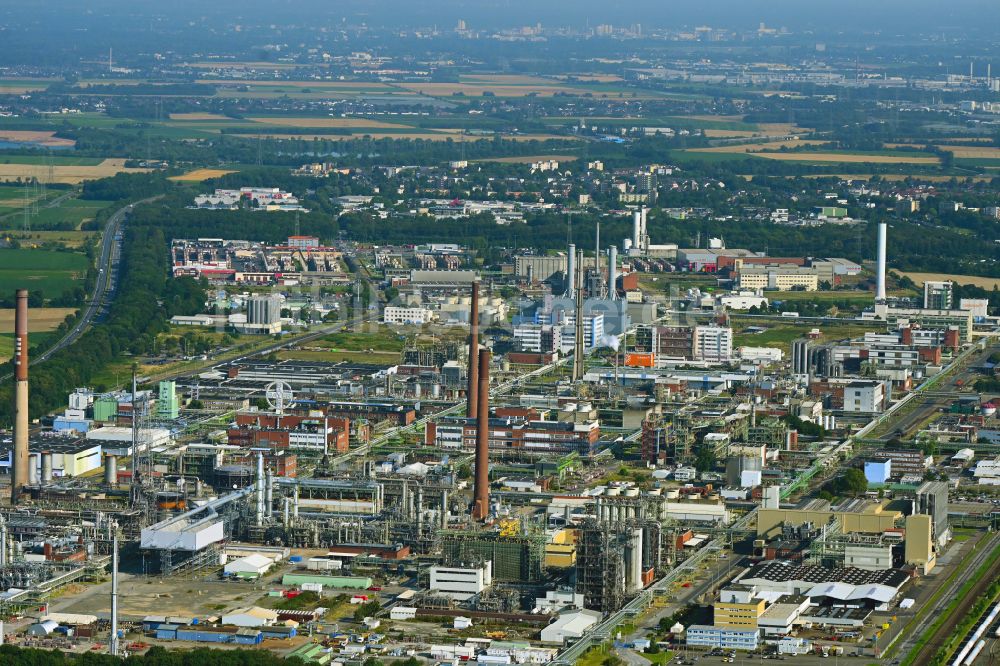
xmin=34 ymin=197 xmax=160 ymax=365
xmin=0 ymin=197 xmax=158 ymax=383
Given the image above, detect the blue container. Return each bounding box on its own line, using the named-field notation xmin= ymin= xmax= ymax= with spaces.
xmin=289 ymin=555 xmax=303 ymax=563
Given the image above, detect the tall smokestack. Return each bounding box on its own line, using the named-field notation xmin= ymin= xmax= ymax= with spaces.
xmin=632 ymin=211 xmax=641 ymax=250
xmin=12 ymin=289 xmax=29 ymax=502
xmin=595 ymin=222 xmax=602 ymax=298
xmin=640 ymin=207 xmax=648 ymax=252
xmin=876 ymin=222 xmax=887 ymax=303
xmin=609 ymin=246 xmax=618 ymax=300
xmin=109 ymin=524 xmax=119 ymax=657
xmin=566 ymin=244 xmax=576 ymax=298
xmin=573 ymin=250 xmax=585 ymax=382
xmin=472 ymin=349 xmax=491 ymax=522
xmin=466 ymin=281 xmax=480 ymax=417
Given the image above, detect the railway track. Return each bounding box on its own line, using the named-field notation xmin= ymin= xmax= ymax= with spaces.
xmin=919 ymin=536 xmax=1000 ymax=664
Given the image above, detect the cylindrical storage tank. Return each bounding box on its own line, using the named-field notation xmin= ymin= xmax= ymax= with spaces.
xmin=666 ymin=488 xmax=680 ymax=500
xmin=156 ymin=492 xmax=186 ymax=511
xmin=624 ymin=488 xmax=640 ymax=497
xmin=40 ymin=452 xmax=53 ymax=483
xmin=27 ymin=454 xmax=39 ymax=485
xmin=431 ymin=384 xmax=441 ymax=399
xmin=104 ymin=455 xmax=117 ymax=485
xmin=606 ymin=487 xmax=621 ymax=497
xmin=213 ymin=464 xmax=254 ymax=489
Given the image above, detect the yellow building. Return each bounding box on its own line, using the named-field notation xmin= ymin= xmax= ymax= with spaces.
xmin=904 ymin=514 xmax=935 ymax=574
xmin=737 ymin=265 xmax=820 ymax=292
xmin=714 ymin=600 xmax=767 ymax=629
xmin=545 ymin=529 xmax=577 ymax=568
xmin=714 ymin=585 xmax=766 ymax=629
xmin=756 ymin=501 xmax=902 ymax=540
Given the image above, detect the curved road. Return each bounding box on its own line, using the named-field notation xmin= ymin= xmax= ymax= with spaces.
xmin=34 ymin=196 xmax=161 ymax=365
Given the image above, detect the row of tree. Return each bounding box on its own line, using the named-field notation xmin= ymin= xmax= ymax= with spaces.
xmin=0 ymin=644 xmax=305 ymax=665
xmin=0 ymin=223 xmax=206 ymax=426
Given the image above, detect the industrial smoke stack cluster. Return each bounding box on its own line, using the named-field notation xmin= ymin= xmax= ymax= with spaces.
xmin=472 ymin=350 xmax=491 ymax=522
xmin=466 ymin=280 xmax=491 ymax=522
xmin=12 ymin=289 xmax=29 ymax=502
xmin=467 ymin=281 xmax=480 ymax=417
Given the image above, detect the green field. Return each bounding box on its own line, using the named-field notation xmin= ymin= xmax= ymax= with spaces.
xmin=0 ymin=248 xmax=89 ymax=298
xmin=0 ymin=332 xmax=56 ymax=361
xmin=25 ymin=198 xmax=111 ymax=229
xmin=316 ymin=327 xmax=407 ymax=352
xmin=733 ymin=321 xmax=883 ymax=352
xmin=0 ymin=155 xmax=104 ymax=166
xmin=0 ymin=197 xmax=113 ymax=232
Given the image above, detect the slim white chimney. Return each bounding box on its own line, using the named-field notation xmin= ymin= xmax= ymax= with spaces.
xmin=640 ymin=206 xmax=648 ymax=250
xmin=595 ymin=221 xmax=603 ymax=298
xmin=632 ymin=211 xmax=641 ymax=249
xmin=109 ymin=525 xmax=119 ymax=657
xmin=876 ymin=222 xmax=887 ymax=302
xmin=608 ymin=246 xmax=618 ymax=300
xmin=567 ymin=243 xmax=576 ymax=298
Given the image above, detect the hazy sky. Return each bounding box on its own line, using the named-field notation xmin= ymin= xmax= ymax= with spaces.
xmin=13 ymin=0 xmax=1000 ymax=32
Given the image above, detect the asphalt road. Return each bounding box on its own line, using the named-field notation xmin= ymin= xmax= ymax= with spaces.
xmin=34 ymin=196 xmax=161 ymax=365
xmin=875 ymin=342 xmax=999 ymax=441
xmin=890 ymin=532 xmax=1000 ymax=662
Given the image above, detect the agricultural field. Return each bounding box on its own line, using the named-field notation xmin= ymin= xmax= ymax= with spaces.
xmin=168 ymin=168 xmax=237 ymax=182
xmin=0 ymin=306 xmax=77 ymax=332
xmin=0 ymin=197 xmax=113 ymax=232
xmin=472 ymin=154 xmax=579 ymax=164
xmin=0 ymin=79 xmax=55 ymax=94
xmin=689 ymin=140 xmax=830 ymax=153
xmin=791 ymin=174 xmax=995 ymax=183
xmin=900 ymin=271 xmax=1000 ymax=290
xmin=246 ymin=116 xmax=413 ymax=129
xmin=687 ymin=141 xmax=942 ymax=164
xmin=0 ymin=155 xmax=104 ymax=166
xmin=167 ymin=112 xmax=232 ymax=121
xmin=237 ymin=130 xmax=572 ymax=142
xmin=0 ymin=158 xmax=148 ymax=184
xmin=0 ymin=230 xmax=97 ymax=249
xmin=756 ymin=152 xmax=941 ymax=164
xmin=0 ymin=332 xmax=57 ymax=362
xmin=937 ymin=145 xmax=1000 ymax=159
xmin=0 ymin=130 xmax=75 ymax=148
xmin=0 ymin=248 xmax=89 ymax=298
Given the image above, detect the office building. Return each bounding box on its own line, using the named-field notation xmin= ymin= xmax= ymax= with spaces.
xmin=429 ymin=562 xmax=493 ymax=601
xmin=692 ymin=325 xmax=733 ymax=362
xmin=843 ymin=381 xmax=887 ymax=413
xmin=864 ymin=460 xmax=891 ymax=484
xmin=923 ymin=281 xmax=953 ymax=310
xmin=686 ymin=625 xmax=759 ymax=651
xmin=714 ymin=585 xmax=766 ymax=629
xmin=157 ymin=380 xmax=179 ymax=420
xmin=916 ymin=481 xmax=950 ymax=545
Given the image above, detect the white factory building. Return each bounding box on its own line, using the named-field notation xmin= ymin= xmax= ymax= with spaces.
xmin=539 ymin=609 xmax=602 ymax=645
xmin=383 ymin=306 xmax=436 ymax=325
xmin=85 ymin=426 xmax=172 ymax=457
xmin=693 ymin=325 xmax=733 ymax=362
xmin=429 ymin=562 xmax=493 ymax=601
